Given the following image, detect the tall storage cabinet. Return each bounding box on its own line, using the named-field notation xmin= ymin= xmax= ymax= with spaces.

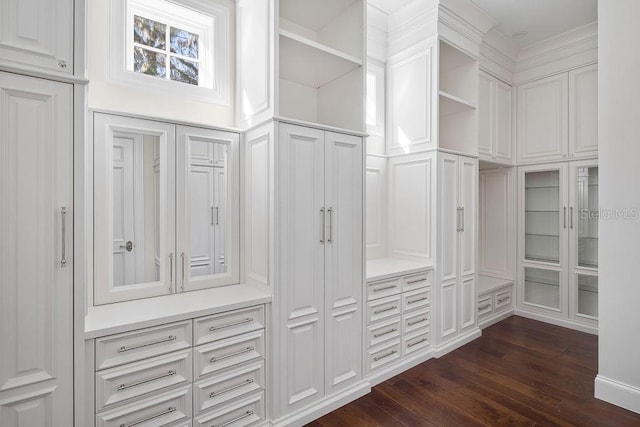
xmin=274 ymin=122 xmax=364 ymax=418
xmin=0 ymin=72 xmax=74 ymax=425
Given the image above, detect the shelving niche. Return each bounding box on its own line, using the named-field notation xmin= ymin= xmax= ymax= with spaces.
xmin=438 ymin=40 xmax=478 ymax=155
xmin=278 ymin=0 xmax=364 ymax=131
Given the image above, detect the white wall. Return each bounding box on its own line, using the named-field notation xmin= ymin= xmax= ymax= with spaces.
xmin=595 ymin=0 xmax=640 ymax=414
xmin=87 ymin=0 xmax=235 ymax=127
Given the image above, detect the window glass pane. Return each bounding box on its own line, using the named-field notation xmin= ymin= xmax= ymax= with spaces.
xmin=134 ymin=15 xmax=167 ymax=50
xmin=134 ymin=47 xmax=167 ymax=78
xmin=524 ymin=267 xmax=560 ymax=309
xmin=577 ymin=274 xmax=598 ymax=318
xmin=524 ymin=170 xmax=560 ymax=263
xmin=170 ymin=57 xmax=199 ymax=85
xmin=577 ymin=166 xmax=598 ymax=268
xmin=170 ymin=27 xmax=199 ymax=59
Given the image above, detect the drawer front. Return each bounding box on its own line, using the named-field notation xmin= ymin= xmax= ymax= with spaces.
xmin=402 ymin=288 xmax=431 ymax=313
xmin=194 ymin=305 xmax=265 ymax=346
xmin=367 ymin=341 xmax=401 ymax=373
xmin=366 ymin=277 xmax=401 ymax=301
xmin=477 ymin=295 xmax=494 ymax=318
xmin=96 ymin=385 xmax=192 ymax=427
xmin=96 ymin=321 xmax=192 ymax=370
xmin=495 ymin=289 xmax=512 ymax=310
xmin=403 ymin=330 xmax=430 ymax=356
xmin=403 ymin=308 xmax=431 ymax=335
xmin=96 ymin=349 xmax=192 ymax=411
xmin=194 ymin=392 xmax=264 ymax=427
xmin=195 ymin=330 xmax=264 ymax=380
xmin=366 ymin=295 xmax=401 ymax=324
xmin=194 ymin=361 xmax=264 ymax=415
xmin=402 ymin=270 xmax=433 ymax=292
xmin=366 ymin=317 xmax=401 ymax=349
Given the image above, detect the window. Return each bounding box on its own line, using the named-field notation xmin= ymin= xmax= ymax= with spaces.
xmin=110 ymin=0 xmax=229 ymax=104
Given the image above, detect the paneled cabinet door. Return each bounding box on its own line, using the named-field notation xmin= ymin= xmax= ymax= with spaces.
xmin=477 ymin=72 xmax=493 ymax=159
xmin=494 ymin=80 xmax=512 ymax=162
xmin=324 ymin=132 xmax=363 ymax=395
xmin=276 ymin=123 xmax=325 ymax=415
xmin=478 ymin=72 xmax=512 ymax=163
xmin=569 ymin=64 xmax=598 ymax=158
xmin=517 ymin=73 xmax=568 ymax=164
xmin=0 ymin=73 xmax=73 ymax=426
xmin=0 ymin=0 xmax=73 ymax=73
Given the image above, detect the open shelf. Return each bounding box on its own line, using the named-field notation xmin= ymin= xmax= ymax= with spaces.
xmin=478 ymin=275 xmax=513 ymax=295
xmin=439 ymin=91 xmax=476 ymax=116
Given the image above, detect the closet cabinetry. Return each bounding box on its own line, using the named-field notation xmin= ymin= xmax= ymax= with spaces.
xmin=0 ymin=73 xmax=73 ymax=426
xmin=478 ymin=71 xmax=512 ymax=163
xmin=0 ymin=0 xmax=74 ymax=74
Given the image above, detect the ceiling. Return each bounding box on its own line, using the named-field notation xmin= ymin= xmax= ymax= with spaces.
xmin=470 ymin=0 xmax=597 ymax=48
xmin=368 ymin=0 xmax=412 ymax=15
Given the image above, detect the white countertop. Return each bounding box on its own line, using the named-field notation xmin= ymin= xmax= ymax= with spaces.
xmin=85 ymin=284 xmax=271 ymax=339
xmin=366 ymin=257 xmax=434 ymax=282
xmin=478 ymin=275 xmax=513 ymax=295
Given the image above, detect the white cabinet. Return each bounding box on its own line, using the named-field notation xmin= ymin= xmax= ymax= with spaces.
xmin=477 ymin=276 xmax=513 ymax=329
xmin=569 ymin=64 xmax=598 ymax=158
xmin=0 ymin=73 xmax=73 ymax=426
xmin=437 ymin=153 xmax=477 ymax=345
xmin=0 ymin=0 xmax=74 ymax=73
xmin=274 ymin=122 xmax=363 ymax=416
xmin=478 ymin=71 xmax=512 ymax=163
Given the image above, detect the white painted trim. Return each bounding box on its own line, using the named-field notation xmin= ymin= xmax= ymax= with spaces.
xmin=478 ymin=310 xmax=514 ymax=330
xmin=367 ymin=349 xmax=435 ymax=387
xmin=595 ymin=375 xmax=640 ymax=415
xmin=513 ymin=310 xmax=597 ymax=335
xmin=433 ymin=327 xmax=481 ymax=358
xmin=0 ymin=61 xmax=89 ymax=84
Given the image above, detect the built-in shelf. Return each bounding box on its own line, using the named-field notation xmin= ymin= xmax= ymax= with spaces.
xmin=525 ymin=233 xmax=560 ymax=237
xmin=525 ymin=210 xmax=559 ymax=213
xmin=525 ymin=256 xmax=560 ymax=263
xmin=366 ymin=257 xmax=433 ymax=282
xmin=279 ymin=30 xmax=362 ymax=88
xmin=439 ymin=90 xmax=476 ymax=116
xmin=478 ymin=275 xmax=513 ymax=295
xmin=525 ymin=185 xmax=560 ymax=189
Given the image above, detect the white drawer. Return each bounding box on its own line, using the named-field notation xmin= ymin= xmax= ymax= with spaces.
xmin=367 ymin=341 xmax=401 ymax=373
xmin=194 ymin=305 xmax=265 ymax=346
xmin=96 ymin=321 xmax=192 ymax=371
xmin=195 ymin=330 xmax=264 ymax=380
xmin=403 ymin=330 xmax=430 ymax=356
xmin=478 ymin=295 xmax=494 ymax=318
xmin=403 ymin=308 xmax=430 ymax=335
xmin=96 ymin=385 xmax=192 ymax=427
xmin=402 ymin=270 xmax=432 ymax=292
xmin=366 ymin=277 xmax=401 ymax=301
xmin=194 ymin=361 xmax=264 ymax=416
xmin=194 ymin=392 xmax=264 ymax=427
xmin=366 ymin=295 xmax=401 ymax=324
xmin=495 ymin=289 xmax=512 ymax=310
xmin=366 ymin=317 xmax=401 ymax=349
xmin=96 ymin=349 xmax=192 ymax=412
xmin=402 ymin=288 xmax=430 ymax=313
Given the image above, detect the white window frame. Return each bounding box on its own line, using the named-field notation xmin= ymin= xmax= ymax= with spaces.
xmin=109 ymin=0 xmax=230 ymax=104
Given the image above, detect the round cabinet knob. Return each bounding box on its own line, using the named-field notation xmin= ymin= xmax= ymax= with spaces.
xmin=58 ymin=60 xmax=67 ymax=69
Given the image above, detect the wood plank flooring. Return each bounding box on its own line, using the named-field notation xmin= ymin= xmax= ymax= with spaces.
xmin=307 ymin=316 xmax=640 ymax=426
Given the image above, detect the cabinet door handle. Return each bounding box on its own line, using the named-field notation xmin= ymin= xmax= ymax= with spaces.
xmin=407 ymin=317 xmax=429 ymax=326
xmin=216 ymin=411 xmax=254 ymax=427
xmin=497 ymin=297 xmax=509 ymax=304
xmin=373 ymin=328 xmax=397 ymax=338
xmin=211 ymin=206 xmax=214 ymax=225
xmin=169 ymin=253 xmax=174 ymax=291
xmin=216 ymin=206 xmax=219 ymax=225
xmin=373 ymin=306 xmax=397 ymax=315
xmin=328 ymin=207 xmax=334 ymax=243
xmin=564 ymin=206 xmax=567 ymax=229
xmin=460 ymin=207 xmax=465 ymax=232
xmin=478 ymin=303 xmax=491 ymax=311
xmin=570 ymin=207 xmax=574 ymax=229
xmin=456 ymin=207 xmax=463 ymax=231
xmin=180 ymin=253 xmax=185 ymax=290
xmin=373 ymin=350 xmax=397 ymax=362
xmin=408 ymin=338 xmax=428 ymax=348
xmin=406 ymin=277 xmax=427 ymax=285
xmin=210 ymin=347 xmax=254 ymax=363
xmin=209 ymin=318 xmax=253 ymax=332
xmin=407 ymin=296 xmax=429 ymax=305
xmin=117 ymin=370 xmax=177 ymax=391
xmin=60 ymin=207 xmax=67 ymax=267
xmin=118 ymin=335 xmax=176 ymax=353
xmin=119 ymin=407 xmax=176 ymax=427
xmin=320 ymin=207 xmax=326 ymax=243
xmin=209 ymin=379 xmax=254 ymax=398
xmin=373 ymin=284 xmax=396 ymax=293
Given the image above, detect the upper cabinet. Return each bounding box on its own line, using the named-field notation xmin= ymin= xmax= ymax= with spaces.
xmin=478 ymin=71 xmax=512 ymax=164
xmin=517 ymin=64 xmax=598 ymax=164
xmin=0 ymin=0 xmax=73 ymax=74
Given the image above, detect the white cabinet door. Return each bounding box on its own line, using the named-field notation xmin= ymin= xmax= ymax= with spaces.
xmin=494 ymin=80 xmax=512 ymax=162
xmin=478 ymin=72 xmax=493 ymax=160
xmin=460 ymin=275 xmax=476 ymax=332
xmin=324 ymin=132 xmax=363 ymax=395
xmin=517 ymin=74 xmax=568 ymax=163
xmin=458 ymin=157 xmax=476 ymax=278
xmin=0 ymin=73 xmax=73 ymax=426
xmin=276 ymin=123 xmax=325 ymax=414
xmin=438 ymin=153 xmax=459 ymax=283
xmin=569 ymin=64 xmax=598 ymax=158
xmin=0 ymin=0 xmax=73 ymax=73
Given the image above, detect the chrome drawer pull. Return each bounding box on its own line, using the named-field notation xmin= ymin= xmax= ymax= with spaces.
xmin=407 ymin=297 xmax=429 ymax=305
xmin=373 ymin=306 xmax=397 ymax=315
xmin=478 ymin=304 xmax=491 ymax=311
xmin=320 ymin=207 xmax=326 ymax=243
xmin=210 ymin=347 xmax=254 ymax=363
xmin=118 ymin=335 xmax=176 ymax=353
xmin=372 ymin=285 xmax=396 ymax=293
xmin=117 ymin=370 xmax=177 ymax=391
xmin=407 ymin=318 xmax=428 ymax=327
xmin=408 ymin=338 xmax=428 ymax=348
xmin=328 ymin=207 xmax=334 ymax=243
xmin=209 ymin=379 xmax=254 ymax=398
xmin=406 ymin=277 xmax=427 ymax=285
xmin=373 ymin=328 xmax=397 ymax=338
xmin=215 ymin=410 xmax=254 ymax=427
xmin=209 ymin=318 xmax=253 ymax=332
xmin=497 ymin=296 xmax=509 ymax=303
xmin=120 ymin=406 xmax=176 ymax=427
xmin=60 ymin=207 xmax=67 ymax=267
xmin=373 ymin=350 xmax=397 ymax=362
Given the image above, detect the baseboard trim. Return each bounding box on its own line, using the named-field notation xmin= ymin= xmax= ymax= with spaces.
xmin=434 ymin=328 xmax=482 ymax=358
xmin=513 ymin=309 xmax=598 ymax=335
xmin=367 ymin=349 xmax=435 ymax=387
xmin=479 ymin=310 xmax=514 ymax=329
xmin=595 ymin=375 xmax=640 ymax=415
xmin=271 ymin=381 xmax=371 ymax=427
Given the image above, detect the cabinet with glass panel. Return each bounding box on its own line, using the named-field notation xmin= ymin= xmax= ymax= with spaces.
xmin=517 ymin=161 xmax=598 ymax=327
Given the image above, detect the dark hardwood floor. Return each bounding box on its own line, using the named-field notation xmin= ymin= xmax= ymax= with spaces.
xmin=307 ymin=316 xmax=640 ymax=427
